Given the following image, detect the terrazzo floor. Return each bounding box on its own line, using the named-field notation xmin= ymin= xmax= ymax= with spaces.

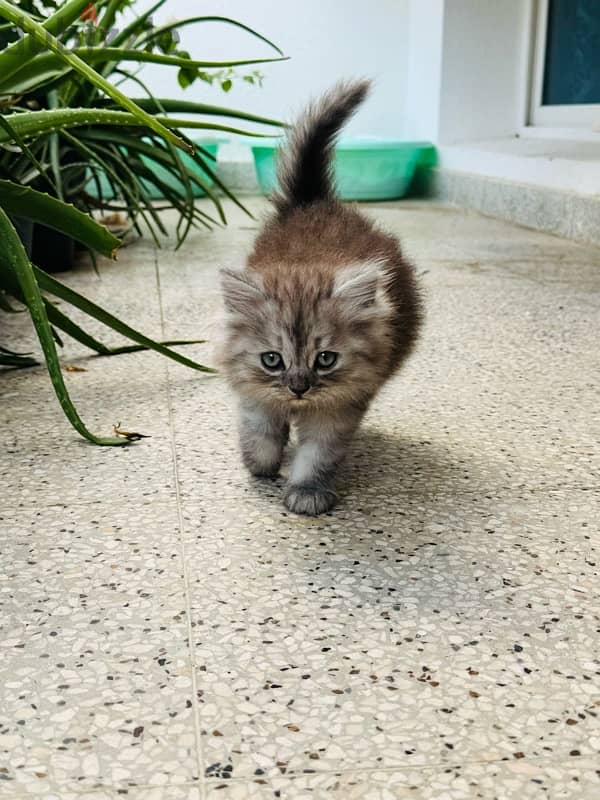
xmin=1 ymin=199 xmax=599 ymax=800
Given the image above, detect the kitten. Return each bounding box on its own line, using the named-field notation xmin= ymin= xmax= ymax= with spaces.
xmin=220 ymin=79 xmax=422 ymax=515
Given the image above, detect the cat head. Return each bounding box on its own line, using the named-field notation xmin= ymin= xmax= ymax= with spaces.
xmin=220 ymin=260 xmax=393 ymax=410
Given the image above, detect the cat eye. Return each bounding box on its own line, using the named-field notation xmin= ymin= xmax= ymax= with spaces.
xmin=261 ymin=352 xmax=284 ymax=371
xmin=315 ymin=351 xmax=338 ymax=370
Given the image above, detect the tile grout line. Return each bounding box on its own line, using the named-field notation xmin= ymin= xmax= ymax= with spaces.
xmin=154 ymin=248 xmax=207 ymax=800
xmin=202 ymin=751 xmax=598 ymax=786
xmin=42 ymin=751 xmax=600 ymax=795
xmin=1 ymin=481 xmax=599 ymax=519
xmin=0 ymin=482 xmax=600 ymax=520
xmin=0 ymin=751 xmax=592 ymax=798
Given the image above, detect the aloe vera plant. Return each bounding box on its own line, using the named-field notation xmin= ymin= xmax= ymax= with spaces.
xmin=0 ymin=0 xmax=285 ymax=242
xmin=0 ymin=0 xmax=285 ymax=444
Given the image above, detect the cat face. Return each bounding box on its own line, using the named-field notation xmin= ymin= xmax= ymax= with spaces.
xmin=220 ymin=261 xmax=393 ymax=410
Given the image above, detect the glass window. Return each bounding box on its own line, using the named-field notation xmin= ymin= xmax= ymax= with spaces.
xmin=542 ymin=0 xmax=600 ymax=106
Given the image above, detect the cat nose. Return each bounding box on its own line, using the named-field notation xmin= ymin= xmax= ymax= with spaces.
xmin=288 ymin=377 xmax=310 ymax=397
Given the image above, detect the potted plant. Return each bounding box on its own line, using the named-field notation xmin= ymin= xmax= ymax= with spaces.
xmin=1 ymin=0 xmax=284 ymax=267
xmin=0 ymin=0 xmax=285 ymax=444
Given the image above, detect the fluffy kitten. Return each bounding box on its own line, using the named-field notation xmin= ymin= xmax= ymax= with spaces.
xmin=220 ymin=79 xmax=422 ymax=515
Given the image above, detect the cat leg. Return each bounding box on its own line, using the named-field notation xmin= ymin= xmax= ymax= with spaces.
xmin=239 ymin=402 xmax=289 ymax=478
xmin=284 ymin=407 xmax=365 ymax=515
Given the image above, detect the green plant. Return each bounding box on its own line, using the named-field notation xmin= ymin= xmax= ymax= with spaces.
xmin=0 ymin=0 xmax=285 ymax=445
xmin=0 ymin=0 xmax=285 ymax=243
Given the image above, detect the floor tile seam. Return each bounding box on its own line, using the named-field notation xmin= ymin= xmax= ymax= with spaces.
xmin=0 ymin=780 xmax=201 ymax=799
xmin=432 ymin=277 xmax=600 ymax=305
xmin=499 ymin=271 xmax=600 ymax=305
xmin=0 ymin=750 xmax=591 ymax=799
xmin=167 ymin=397 xmax=600 ymax=433
xmin=0 ymin=494 xmax=182 ymax=521
xmin=156 ymin=248 xmax=207 ymax=800
xmin=1 ymin=480 xmax=597 ymax=521
xmin=172 ymin=482 xmax=600 ymax=509
xmin=473 ymin=260 xmax=600 ymax=286
xmin=184 ymin=601 xmax=594 ymax=639
xmin=393 ymin=259 xmax=600 ymax=297
xmin=200 ymin=751 xmax=598 ymax=784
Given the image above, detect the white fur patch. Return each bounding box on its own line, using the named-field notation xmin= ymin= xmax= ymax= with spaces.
xmin=289 ymin=441 xmax=321 ymax=485
xmin=241 ymin=407 xmax=272 ymax=436
xmin=333 ymin=259 xmax=391 ymax=316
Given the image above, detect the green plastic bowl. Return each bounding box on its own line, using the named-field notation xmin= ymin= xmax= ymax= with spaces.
xmin=139 ymin=139 xmax=221 ymax=199
xmin=86 ymin=139 xmax=222 ymax=200
xmin=249 ymin=138 xmax=435 ymax=201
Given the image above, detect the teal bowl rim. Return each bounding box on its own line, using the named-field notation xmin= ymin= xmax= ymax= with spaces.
xmin=243 ymin=137 xmax=434 ymax=152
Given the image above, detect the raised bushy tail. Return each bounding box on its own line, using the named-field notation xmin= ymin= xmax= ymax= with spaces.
xmin=273 ymin=79 xmax=371 ymax=214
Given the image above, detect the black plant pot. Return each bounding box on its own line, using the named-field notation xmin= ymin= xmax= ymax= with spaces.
xmin=32 ymin=223 xmax=75 ymax=273
xmin=10 ymin=215 xmax=34 ymax=258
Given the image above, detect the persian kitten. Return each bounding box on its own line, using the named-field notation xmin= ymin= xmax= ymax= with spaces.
xmin=220 ymin=79 xmax=422 ymax=515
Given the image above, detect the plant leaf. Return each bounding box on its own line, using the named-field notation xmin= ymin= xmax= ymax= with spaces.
xmin=0 ymin=1 xmax=193 ymax=154
xmin=44 ymin=298 xmax=112 ymax=354
xmin=0 ymin=204 xmax=128 ymax=445
xmin=0 ymin=351 xmax=38 ymax=367
xmin=76 ymin=47 xmax=289 ymax=70
xmin=0 ymin=55 xmax=71 ymax=95
xmin=0 ymin=343 xmax=33 ymax=356
xmin=60 ymin=130 xmax=167 ymax=246
xmin=34 ymin=267 xmax=217 ymax=374
xmin=137 ymin=15 xmax=284 ymax=56
xmin=65 ymin=47 xmax=288 ymax=71
xmin=0 ymin=49 xmax=288 ymax=95
xmin=78 ymin=130 xmax=223 ymax=216
xmin=0 ymin=108 xmax=275 ymax=143
xmin=105 ymin=338 xmax=206 ymax=356
xmin=0 ymin=0 xmax=91 ymax=84
xmin=0 ymin=179 xmax=120 ymax=257
xmin=109 ymin=0 xmax=168 ymax=48
xmin=0 ymin=114 xmax=56 ymax=190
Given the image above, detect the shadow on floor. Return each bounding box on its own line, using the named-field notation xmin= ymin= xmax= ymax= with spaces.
xmin=258 ymin=426 xmax=508 ymax=608
xmin=247 ymin=424 xmax=501 ymax=515
xmin=342 ymin=426 xmax=489 ymax=502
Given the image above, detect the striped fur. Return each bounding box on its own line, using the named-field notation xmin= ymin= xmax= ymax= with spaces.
xmin=220 ymin=80 xmax=423 ymax=515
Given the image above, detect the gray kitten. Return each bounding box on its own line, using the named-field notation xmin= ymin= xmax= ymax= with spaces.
xmin=220 ymin=79 xmax=422 ymax=515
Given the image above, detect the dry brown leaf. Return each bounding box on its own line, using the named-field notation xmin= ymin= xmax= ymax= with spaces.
xmin=113 ymin=422 xmax=151 ymax=442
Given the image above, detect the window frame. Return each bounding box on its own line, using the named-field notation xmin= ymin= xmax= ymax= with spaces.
xmin=529 ymin=0 xmax=600 ymax=128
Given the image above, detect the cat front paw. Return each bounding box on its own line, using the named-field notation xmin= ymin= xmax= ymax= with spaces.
xmin=283 ymin=485 xmax=337 ymax=515
xmin=243 ymin=453 xmax=281 ymax=479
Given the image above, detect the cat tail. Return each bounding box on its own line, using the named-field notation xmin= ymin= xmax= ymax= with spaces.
xmin=273 ymin=78 xmax=371 ymax=214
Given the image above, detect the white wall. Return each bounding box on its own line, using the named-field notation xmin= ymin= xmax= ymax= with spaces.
xmin=438 ymin=0 xmax=530 ymax=143
xmin=120 ymin=1 xmax=537 ymax=155
xmin=404 ymin=0 xmax=531 ymax=145
xmin=404 ymin=0 xmax=445 ymax=141
xmin=123 ymin=0 xmax=411 ymax=139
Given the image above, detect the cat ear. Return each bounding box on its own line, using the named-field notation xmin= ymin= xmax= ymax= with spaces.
xmin=332 ymin=260 xmax=384 ymax=314
xmin=220 ymin=268 xmax=265 ymax=316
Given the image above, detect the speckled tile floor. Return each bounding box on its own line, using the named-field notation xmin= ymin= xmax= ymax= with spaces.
xmin=1 ymin=200 xmax=599 ymax=800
